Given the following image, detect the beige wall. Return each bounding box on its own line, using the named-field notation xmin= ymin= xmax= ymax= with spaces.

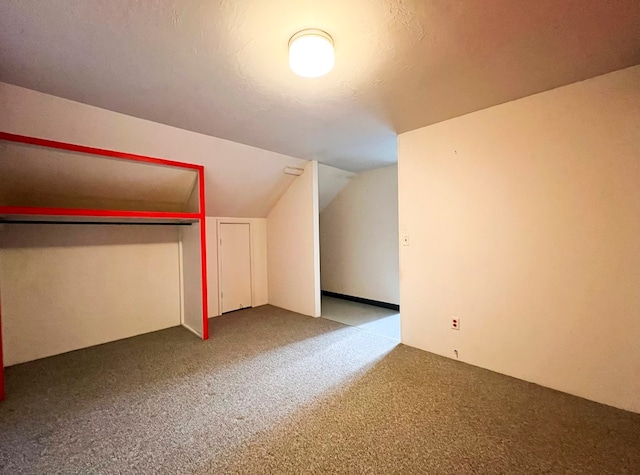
xmin=320 ymin=165 xmax=399 ymax=304
xmin=0 ymin=225 xmax=181 ymax=365
xmin=398 ymin=65 xmax=640 ymax=413
xmin=180 ymin=222 xmax=205 ymax=337
xmin=267 ymin=161 xmax=321 ymax=317
xmin=206 ymin=217 xmax=269 ymax=317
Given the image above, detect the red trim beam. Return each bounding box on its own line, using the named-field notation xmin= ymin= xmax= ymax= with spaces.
xmin=0 ymin=131 xmax=211 ymax=402
xmin=0 ymin=132 xmax=204 ymax=171
xmin=0 ymin=206 xmax=200 ymax=219
xmin=198 ymin=169 xmax=209 ymax=340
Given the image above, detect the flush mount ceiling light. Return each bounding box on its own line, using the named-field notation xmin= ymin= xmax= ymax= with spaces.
xmin=289 ymin=29 xmax=334 ymax=78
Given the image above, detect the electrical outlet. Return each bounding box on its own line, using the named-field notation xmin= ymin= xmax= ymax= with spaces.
xmin=451 ymin=318 xmax=460 ymax=330
xmin=401 ymin=235 xmax=410 ymax=246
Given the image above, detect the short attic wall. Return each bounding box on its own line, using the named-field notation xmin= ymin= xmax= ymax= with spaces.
xmin=0 ymin=215 xmax=272 ymax=365
xmin=0 ymin=224 xmax=181 ymax=365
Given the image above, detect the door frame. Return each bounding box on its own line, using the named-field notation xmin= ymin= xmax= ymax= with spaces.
xmin=216 ymin=219 xmax=254 ymax=315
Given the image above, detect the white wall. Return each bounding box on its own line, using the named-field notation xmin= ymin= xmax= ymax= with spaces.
xmin=398 ymin=65 xmax=640 ymax=413
xmin=0 ymin=225 xmax=181 ymax=366
xmin=320 ymin=166 xmax=399 ymax=304
xmin=206 ymin=217 xmax=268 ymax=317
xmin=180 ymin=222 xmax=205 ymax=337
xmin=267 ymin=161 xmax=321 ymax=317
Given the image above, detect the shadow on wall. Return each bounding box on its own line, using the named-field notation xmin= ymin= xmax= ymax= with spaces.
xmin=0 ymin=223 xmax=180 ymax=248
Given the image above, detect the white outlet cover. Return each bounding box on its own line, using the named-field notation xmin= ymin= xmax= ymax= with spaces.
xmin=452 ymin=318 xmax=460 ymax=330
xmin=402 ymin=235 xmax=410 ymax=246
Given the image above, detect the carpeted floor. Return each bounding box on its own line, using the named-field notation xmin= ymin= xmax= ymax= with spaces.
xmin=1 ymin=305 xmax=639 ymax=474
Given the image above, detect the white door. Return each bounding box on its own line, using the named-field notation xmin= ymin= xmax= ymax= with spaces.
xmin=219 ymin=223 xmax=252 ymax=313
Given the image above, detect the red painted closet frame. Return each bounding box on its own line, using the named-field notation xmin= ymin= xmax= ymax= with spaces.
xmin=0 ymin=131 xmax=210 ymax=401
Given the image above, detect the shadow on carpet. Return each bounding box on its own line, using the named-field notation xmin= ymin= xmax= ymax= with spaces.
xmin=1 ymin=305 xmax=639 ymax=474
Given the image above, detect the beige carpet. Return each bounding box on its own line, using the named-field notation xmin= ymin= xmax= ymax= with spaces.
xmin=1 ymin=305 xmax=639 ymax=474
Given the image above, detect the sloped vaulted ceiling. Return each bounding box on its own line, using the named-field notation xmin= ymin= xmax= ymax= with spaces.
xmin=0 ymin=83 xmax=308 ymax=218
xmin=1 ymin=1 xmax=639 ymax=172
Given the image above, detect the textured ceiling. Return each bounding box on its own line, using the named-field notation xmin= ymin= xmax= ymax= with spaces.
xmin=1 ymin=1 xmax=639 ymax=172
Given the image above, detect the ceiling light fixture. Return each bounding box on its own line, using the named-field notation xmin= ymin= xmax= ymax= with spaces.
xmin=288 ymin=29 xmax=334 ymax=78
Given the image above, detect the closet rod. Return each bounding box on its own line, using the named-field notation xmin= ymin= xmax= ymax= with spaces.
xmin=0 ymin=220 xmax=193 ymax=226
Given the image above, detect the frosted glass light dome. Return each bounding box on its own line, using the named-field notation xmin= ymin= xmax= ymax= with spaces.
xmin=289 ymin=29 xmax=334 ymax=78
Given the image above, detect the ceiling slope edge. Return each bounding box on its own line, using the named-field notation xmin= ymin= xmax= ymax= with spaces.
xmin=0 ymin=82 xmax=309 ymax=219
